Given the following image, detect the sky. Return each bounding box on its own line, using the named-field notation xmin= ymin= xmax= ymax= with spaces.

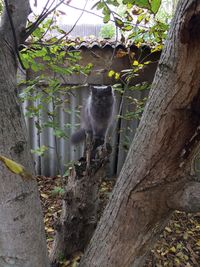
xmin=29 ymin=0 xmax=104 ymax=25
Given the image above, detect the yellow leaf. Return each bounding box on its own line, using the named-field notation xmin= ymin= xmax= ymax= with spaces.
xmin=41 ymin=193 xmax=49 ymax=199
xmin=183 ymin=232 xmax=188 ymax=240
xmin=133 ymin=60 xmax=139 ymax=66
xmin=71 ymin=251 xmax=83 ymax=266
xmin=108 ymin=70 xmax=115 ymax=78
xmin=115 ymin=72 xmax=120 ymax=80
xmin=72 ymin=262 xmax=78 ymax=267
xmin=151 ymin=44 xmax=163 ymax=52
xmin=62 ymin=260 xmax=70 ymax=266
xmin=165 ymin=226 xmax=172 ymax=233
xmin=169 ymin=246 xmax=176 ymax=253
xmin=175 ymin=257 xmax=180 ymax=264
xmin=45 ymin=227 xmax=54 ymax=233
xmin=196 ymin=240 xmax=200 ymax=246
xmin=0 ymin=155 xmax=33 ymax=180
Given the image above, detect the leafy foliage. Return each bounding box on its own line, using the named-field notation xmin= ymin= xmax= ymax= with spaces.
xmin=99 ymin=23 xmax=116 ymax=39
xmin=19 ymin=17 xmax=93 ymax=174
xmin=91 ymin=0 xmax=173 ymax=150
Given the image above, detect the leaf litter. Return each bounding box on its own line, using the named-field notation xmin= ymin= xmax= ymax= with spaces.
xmin=38 ymin=176 xmax=200 ymax=267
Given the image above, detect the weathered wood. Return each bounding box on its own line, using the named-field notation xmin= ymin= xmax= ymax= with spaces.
xmin=79 ymin=1 xmax=200 ymax=266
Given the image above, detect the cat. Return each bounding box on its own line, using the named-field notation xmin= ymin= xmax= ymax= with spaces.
xmin=71 ymin=85 xmax=115 ymax=148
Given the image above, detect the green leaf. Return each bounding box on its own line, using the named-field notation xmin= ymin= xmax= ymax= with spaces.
xmin=115 ymin=18 xmax=124 ymax=28
xmin=92 ymin=1 xmax=104 ymax=10
xmin=137 ymin=13 xmax=146 ymax=23
xmin=103 ymin=13 xmax=111 ymax=23
xmin=31 ymin=145 xmax=48 ymax=157
xmin=53 ymin=128 xmax=67 ymax=138
xmin=150 ymin=0 xmax=161 ymax=14
xmin=134 ymin=0 xmax=150 ymax=9
xmin=122 ymin=25 xmax=133 ymax=31
xmin=51 ymin=186 xmax=65 ymax=196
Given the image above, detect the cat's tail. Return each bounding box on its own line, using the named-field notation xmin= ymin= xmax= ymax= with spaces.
xmin=71 ymin=128 xmax=86 ymax=144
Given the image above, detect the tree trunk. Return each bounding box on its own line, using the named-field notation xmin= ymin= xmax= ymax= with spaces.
xmin=50 ymin=143 xmax=111 ymax=265
xmin=79 ymin=1 xmax=200 ymax=266
xmin=0 ymin=1 xmax=49 ymax=266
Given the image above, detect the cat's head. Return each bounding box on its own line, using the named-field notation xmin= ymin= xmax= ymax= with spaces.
xmin=90 ymin=85 xmax=113 ymax=96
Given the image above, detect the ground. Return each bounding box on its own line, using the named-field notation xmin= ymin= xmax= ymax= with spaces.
xmin=37 ymin=175 xmax=200 ymax=267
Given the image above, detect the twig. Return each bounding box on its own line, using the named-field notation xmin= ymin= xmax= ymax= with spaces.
xmin=53 ymin=0 xmax=89 ymax=44
xmin=26 ymin=0 xmax=54 ymax=31
xmin=64 ymin=2 xmax=149 ymax=29
xmin=38 ymin=10 xmax=56 ymax=41
xmin=23 ymin=0 xmax=66 ymax=41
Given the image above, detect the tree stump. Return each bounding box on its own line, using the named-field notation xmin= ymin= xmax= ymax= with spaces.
xmin=50 ymin=138 xmax=112 ymax=265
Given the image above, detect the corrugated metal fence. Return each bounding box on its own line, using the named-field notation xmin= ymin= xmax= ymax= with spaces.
xmin=22 ymin=85 xmax=148 ymax=177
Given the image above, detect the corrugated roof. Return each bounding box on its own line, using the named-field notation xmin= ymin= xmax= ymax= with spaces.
xmin=64 ymin=36 xmax=138 ymax=50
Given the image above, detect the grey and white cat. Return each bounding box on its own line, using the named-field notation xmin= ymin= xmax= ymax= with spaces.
xmin=71 ymin=85 xmax=115 ymax=148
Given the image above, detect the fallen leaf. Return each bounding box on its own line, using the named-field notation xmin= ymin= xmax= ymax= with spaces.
xmin=41 ymin=193 xmax=49 ymax=199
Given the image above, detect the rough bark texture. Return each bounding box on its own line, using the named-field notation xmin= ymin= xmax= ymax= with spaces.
xmin=79 ymin=1 xmax=200 ymax=266
xmin=50 ymin=144 xmax=111 ymax=265
xmin=0 ymin=1 xmax=49 ymax=267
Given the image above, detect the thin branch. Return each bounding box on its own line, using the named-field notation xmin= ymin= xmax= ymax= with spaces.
xmin=64 ymin=2 xmax=149 ymax=29
xmin=41 ymin=0 xmax=56 ymax=16
xmin=38 ymin=10 xmax=56 ymax=41
xmin=64 ymin=2 xmax=105 ymax=21
xmin=53 ymin=0 xmax=89 ymax=44
xmin=26 ymin=0 xmax=54 ymax=31
xmin=23 ymin=0 xmax=66 ymax=41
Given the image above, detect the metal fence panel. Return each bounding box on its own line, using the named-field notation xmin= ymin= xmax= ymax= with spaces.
xmin=21 ymin=85 xmax=147 ymax=177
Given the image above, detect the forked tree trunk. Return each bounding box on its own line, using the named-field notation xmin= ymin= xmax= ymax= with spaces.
xmin=50 ymin=143 xmax=111 ymax=265
xmin=79 ymin=1 xmax=200 ymax=266
xmin=0 ymin=1 xmax=49 ymax=266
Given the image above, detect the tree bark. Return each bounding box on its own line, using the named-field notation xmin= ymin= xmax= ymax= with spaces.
xmin=0 ymin=1 xmax=49 ymax=266
xmin=50 ymin=143 xmax=111 ymax=265
xmin=79 ymin=1 xmax=200 ymax=266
